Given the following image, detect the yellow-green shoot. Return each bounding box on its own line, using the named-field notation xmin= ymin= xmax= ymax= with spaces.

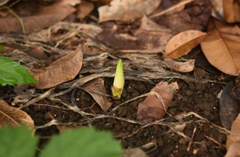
xmin=112 ymin=59 xmax=124 ymax=99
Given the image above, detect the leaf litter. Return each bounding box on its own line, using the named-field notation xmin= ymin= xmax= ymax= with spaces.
xmin=0 ymin=0 xmax=239 ymax=156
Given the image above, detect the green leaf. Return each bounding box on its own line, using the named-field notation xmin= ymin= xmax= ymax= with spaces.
xmin=0 ymin=45 xmax=3 ymax=51
xmin=0 ymin=125 xmax=38 ymax=157
xmin=40 ymin=127 xmax=122 ymax=157
xmin=0 ymin=56 xmax=37 ymax=85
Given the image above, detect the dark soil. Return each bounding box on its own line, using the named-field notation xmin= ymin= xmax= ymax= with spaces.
xmin=1 ymin=72 xmax=232 ymax=157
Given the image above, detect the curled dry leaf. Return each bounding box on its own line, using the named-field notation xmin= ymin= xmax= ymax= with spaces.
xmin=164 ymin=30 xmax=207 ymax=59
xmin=200 ymin=19 xmax=240 ymax=76
xmin=30 ymin=45 xmax=83 ymax=89
xmin=98 ymin=0 xmax=162 ymax=22
xmin=137 ymin=81 xmax=178 ymax=124
xmin=164 ymin=58 xmax=195 ymax=73
xmin=0 ymin=99 xmax=34 ymax=129
xmin=225 ymin=114 xmax=240 ymax=157
xmin=82 ymin=78 xmax=112 ymax=112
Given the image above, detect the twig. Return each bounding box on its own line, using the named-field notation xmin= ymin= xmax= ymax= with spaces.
xmin=7 ymin=7 xmax=26 ymax=35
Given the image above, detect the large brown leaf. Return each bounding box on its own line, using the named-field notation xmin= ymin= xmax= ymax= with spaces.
xmin=82 ymin=78 xmax=112 ymax=112
xmin=137 ymin=81 xmax=178 ymax=124
xmin=0 ymin=1 xmax=76 ymax=34
xmin=98 ymin=0 xmax=161 ymax=22
xmin=0 ymin=99 xmax=34 ymax=129
xmin=200 ymin=19 xmax=240 ymax=76
xmin=164 ymin=30 xmax=207 ymax=59
xmin=30 ymin=45 xmax=83 ymax=89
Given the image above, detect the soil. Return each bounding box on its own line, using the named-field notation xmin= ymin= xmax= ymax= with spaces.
xmin=0 ymin=72 xmax=232 ymax=157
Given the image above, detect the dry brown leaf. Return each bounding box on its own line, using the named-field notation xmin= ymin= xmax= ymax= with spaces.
xmin=0 ymin=1 xmax=76 ymax=34
xmin=154 ymin=0 xmax=212 ymax=34
xmin=30 ymin=45 xmax=83 ymax=89
xmin=225 ymin=114 xmax=240 ymax=157
xmin=0 ymin=99 xmax=34 ymax=129
xmin=164 ymin=58 xmax=195 ymax=73
xmin=82 ymin=78 xmax=112 ymax=112
xmin=76 ymin=1 xmax=94 ymax=20
xmin=137 ymin=81 xmax=178 ymax=124
xmin=223 ymin=0 xmax=240 ymax=23
xmin=200 ymin=19 xmax=240 ymax=76
xmin=164 ymin=30 xmax=207 ymax=59
xmin=97 ymin=16 xmax=173 ymax=53
xmin=98 ymin=0 xmax=161 ymax=22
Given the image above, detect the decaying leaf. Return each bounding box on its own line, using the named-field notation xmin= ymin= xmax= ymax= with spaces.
xmin=0 ymin=1 xmax=76 ymax=34
xmin=164 ymin=30 xmax=207 ymax=59
xmin=0 ymin=99 xmax=34 ymax=129
xmin=30 ymin=45 xmax=83 ymax=89
xmin=83 ymin=78 xmax=112 ymax=112
xmin=220 ymin=82 xmax=239 ymax=130
xmin=223 ymin=0 xmax=240 ymax=23
xmin=97 ymin=16 xmax=172 ymax=53
xmin=137 ymin=81 xmax=178 ymax=124
xmin=200 ymin=19 xmax=240 ymax=76
xmin=164 ymin=58 xmax=195 ymax=73
xmin=98 ymin=0 xmax=162 ymax=22
xmin=225 ymin=114 xmax=240 ymax=157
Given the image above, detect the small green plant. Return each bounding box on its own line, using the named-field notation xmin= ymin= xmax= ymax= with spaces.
xmin=111 ymin=59 xmax=125 ymax=99
xmin=0 ymin=125 xmax=122 ymax=157
xmin=0 ymin=45 xmax=36 ymax=86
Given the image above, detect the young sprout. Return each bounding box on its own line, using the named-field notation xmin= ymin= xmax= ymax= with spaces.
xmin=112 ymin=59 xmax=124 ymax=99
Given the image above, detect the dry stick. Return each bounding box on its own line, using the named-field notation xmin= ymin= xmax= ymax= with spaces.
xmin=149 ymin=0 xmax=195 ymax=19
xmin=7 ymin=7 xmax=26 ymax=35
xmin=187 ymin=126 xmax=197 ymax=152
xmin=19 ymin=88 xmax=55 ymax=109
xmin=185 ymin=112 xmax=230 ymax=134
xmin=204 ymin=135 xmax=226 ymax=148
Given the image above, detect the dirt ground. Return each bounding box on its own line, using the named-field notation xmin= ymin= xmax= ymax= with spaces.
xmin=0 ymin=71 xmax=232 ymax=157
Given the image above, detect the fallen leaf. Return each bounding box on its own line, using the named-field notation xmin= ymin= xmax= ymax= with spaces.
xmin=0 ymin=99 xmax=34 ymax=129
xmin=194 ymin=67 xmax=207 ymax=78
xmin=225 ymin=114 xmax=240 ymax=157
xmin=223 ymin=0 xmax=240 ymax=23
xmin=0 ymin=1 xmax=76 ymax=34
xmin=97 ymin=16 xmax=173 ymax=53
xmin=164 ymin=30 xmax=207 ymax=59
xmin=164 ymin=58 xmax=195 ymax=73
xmin=98 ymin=0 xmax=161 ymax=22
xmin=220 ymin=81 xmax=239 ymax=130
xmin=76 ymin=1 xmax=94 ymax=20
xmin=82 ymin=78 xmax=112 ymax=112
xmin=200 ymin=19 xmax=240 ymax=76
xmin=137 ymin=81 xmax=178 ymax=124
xmin=122 ymin=147 xmax=148 ymax=157
xmin=30 ymin=45 xmax=83 ymax=89
xmin=154 ymin=0 xmax=212 ymax=34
